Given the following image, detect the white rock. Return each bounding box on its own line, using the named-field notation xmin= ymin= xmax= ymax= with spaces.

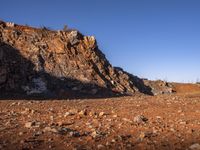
xmin=6 ymin=22 xmax=15 ymax=27
xmin=99 ymin=112 xmax=105 ymax=117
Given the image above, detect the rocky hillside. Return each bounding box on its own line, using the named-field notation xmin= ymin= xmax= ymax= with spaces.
xmin=0 ymin=21 xmax=172 ymax=98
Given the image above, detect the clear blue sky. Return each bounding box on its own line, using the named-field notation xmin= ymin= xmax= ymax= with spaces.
xmin=1 ymin=0 xmax=200 ymax=82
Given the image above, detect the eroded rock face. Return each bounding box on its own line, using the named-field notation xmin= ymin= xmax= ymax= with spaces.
xmin=0 ymin=21 xmax=153 ymax=98
xmin=143 ymin=80 xmax=174 ymax=95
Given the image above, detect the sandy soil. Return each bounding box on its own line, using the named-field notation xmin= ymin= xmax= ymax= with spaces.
xmin=0 ymin=84 xmax=200 ymax=150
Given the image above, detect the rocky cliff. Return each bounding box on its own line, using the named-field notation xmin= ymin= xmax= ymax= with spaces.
xmin=0 ymin=21 xmax=172 ymax=98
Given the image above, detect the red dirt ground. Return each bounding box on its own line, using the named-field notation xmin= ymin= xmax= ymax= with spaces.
xmin=0 ymin=83 xmax=200 ymax=150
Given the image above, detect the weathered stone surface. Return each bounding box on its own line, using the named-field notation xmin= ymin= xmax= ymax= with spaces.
xmin=0 ymin=21 xmax=171 ymax=98
xmin=143 ymin=79 xmax=174 ymax=95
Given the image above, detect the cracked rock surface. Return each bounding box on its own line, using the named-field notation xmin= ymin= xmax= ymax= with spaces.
xmin=0 ymin=21 xmax=172 ymax=98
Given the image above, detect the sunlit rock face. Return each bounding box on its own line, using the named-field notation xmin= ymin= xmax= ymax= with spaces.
xmin=0 ymin=21 xmax=171 ymax=98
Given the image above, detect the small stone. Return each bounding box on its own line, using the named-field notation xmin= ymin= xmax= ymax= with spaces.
xmin=111 ymin=139 xmax=116 ymax=143
xmin=89 ymin=111 xmax=98 ymax=117
xmin=19 ymin=132 xmax=24 ymax=136
xmin=25 ymin=121 xmax=35 ymax=128
xmin=179 ymin=121 xmax=187 ymax=125
xmin=156 ymin=116 xmax=162 ymax=119
xmin=10 ymin=102 xmax=16 ymax=106
xmin=189 ymin=143 xmax=200 ymax=150
xmin=134 ymin=115 xmax=148 ymax=124
xmin=50 ymin=116 xmax=54 ymax=121
xmin=99 ymin=112 xmax=105 ymax=117
xmin=69 ymin=131 xmax=80 ymax=137
xmin=20 ymin=140 xmax=24 ymax=144
xmin=139 ymin=132 xmax=146 ymax=140
xmin=31 ymin=109 xmax=36 ymax=114
xmin=64 ymin=111 xmax=75 ymax=117
xmin=113 ymin=115 xmax=118 ymax=118
xmin=57 ymin=121 xmax=74 ymax=126
xmin=122 ymin=118 xmax=133 ymax=123
xmin=106 ymin=119 xmax=112 ymax=122
xmin=21 ymin=108 xmax=31 ymax=114
xmin=78 ymin=109 xmax=87 ymax=116
xmin=178 ymin=110 xmax=183 ymax=113
xmin=43 ymin=127 xmax=59 ymax=133
xmin=170 ymin=128 xmax=175 ymax=132
xmin=49 ymin=108 xmax=54 ymax=112
xmin=91 ymin=131 xmax=98 ymax=138
xmin=34 ymin=131 xmax=43 ymax=136
xmin=91 ymin=130 xmax=103 ymax=138
xmin=97 ymin=144 xmax=105 ymax=149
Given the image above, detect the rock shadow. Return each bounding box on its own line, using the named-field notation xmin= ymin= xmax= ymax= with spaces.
xmin=0 ymin=42 xmax=128 ymax=100
xmin=0 ymin=42 xmax=154 ymax=100
xmin=114 ymin=67 xmax=153 ymax=95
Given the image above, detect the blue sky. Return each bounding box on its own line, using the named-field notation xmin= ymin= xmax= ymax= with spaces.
xmin=1 ymin=0 xmax=200 ymax=82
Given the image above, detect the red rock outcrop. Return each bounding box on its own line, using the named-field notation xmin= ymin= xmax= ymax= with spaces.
xmin=0 ymin=21 xmax=171 ymax=98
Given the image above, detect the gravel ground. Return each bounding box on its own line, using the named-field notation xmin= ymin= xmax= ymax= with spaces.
xmin=1 ymin=92 xmax=200 ymax=149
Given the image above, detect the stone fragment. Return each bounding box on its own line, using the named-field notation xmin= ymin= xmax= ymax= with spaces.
xmin=134 ymin=115 xmax=148 ymax=124
xmin=25 ymin=121 xmax=35 ymax=128
xmin=189 ymin=143 xmax=200 ymax=150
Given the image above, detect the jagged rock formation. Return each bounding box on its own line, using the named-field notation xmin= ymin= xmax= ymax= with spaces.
xmin=0 ymin=21 xmax=172 ymax=98
xmin=143 ymin=80 xmax=174 ymax=95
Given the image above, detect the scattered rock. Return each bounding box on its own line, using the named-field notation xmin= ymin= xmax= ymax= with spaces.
xmin=111 ymin=139 xmax=116 ymax=143
xmin=91 ymin=130 xmax=104 ymax=138
xmin=69 ymin=131 xmax=80 ymax=137
xmin=19 ymin=132 xmax=24 ymax=136
xmin=189 ymin=143 xmax=200 ymax=150
xmin=112 ymin=114 xmax=118 ymax=118
xmin=139 ymin=132 xmax=146 ymax=140
xmin=57 ymin=121 xmax=74 ymax=126
xmin=89 ymin=111 xmax=97 ymax=117
xmin=64 ymin=111 xmax=75 ymax=117
xmin=97 ymin=144 xmax=105 ymax=149
xmin=43 ymin=127 xmax=59 ymax=133
xmin=99 ymin=112 xmax=106 ymax=117
xmin=5 ymin=22 xmax=15 ymax=27
xmin=67 ymin=30 xmax=79 ymax=45
xmin=33 ymin=131 xmax=43 ymax=137
xmin=134 ymin=115 xmax=148 ymax=124
xmin=21 ymin=108 xmax=31 ymax=114
xmin=122 ymin=118 xmax=133 ymax=124
xmin=78 ymin=109 xmax=87 ymax=116
xmin=24 ymin=121 xmax=35 ymax=128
